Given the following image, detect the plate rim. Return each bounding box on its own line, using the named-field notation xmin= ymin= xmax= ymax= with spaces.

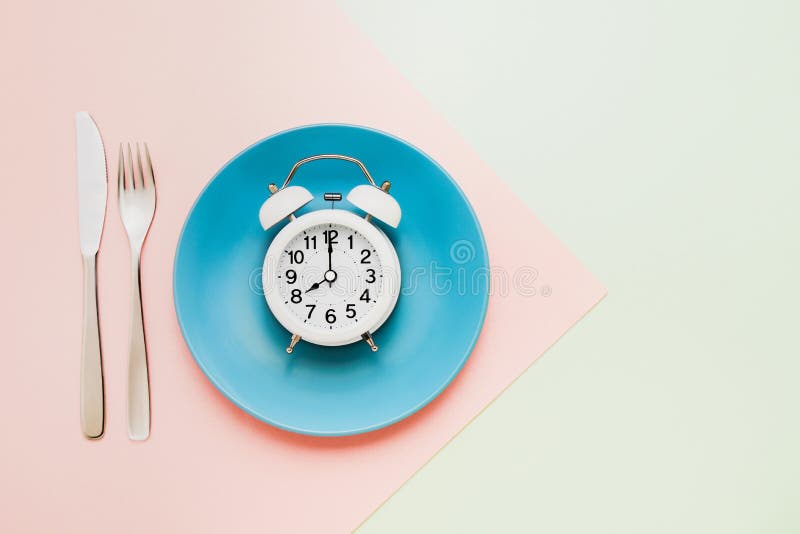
xmin=173 ymin=123 xmax=490 ymax=436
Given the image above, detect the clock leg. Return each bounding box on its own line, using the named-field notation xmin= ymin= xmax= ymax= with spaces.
xmin=286 ymin=334 xmax=301 ymax=354
xmin=361 ymin=332 xmax=379 ymax=352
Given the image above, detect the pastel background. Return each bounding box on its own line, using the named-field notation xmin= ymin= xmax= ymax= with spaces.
xmin=339 ymin=1 xmax=800 ymax=532
xmin=2 ymin=0 xmax=797 ymax=532
xmin=0 ymin=0 xmax=603 ymax=533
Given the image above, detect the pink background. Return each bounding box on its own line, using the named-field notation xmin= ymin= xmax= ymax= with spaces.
xmin=0 ymin=0 xmax=604 ymax=532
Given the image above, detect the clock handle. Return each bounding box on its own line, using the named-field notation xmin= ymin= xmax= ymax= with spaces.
xmin=270 ymin=154 xmax=400 ymax=228
xmin=279 ymin=154 xmax=378 ymax=189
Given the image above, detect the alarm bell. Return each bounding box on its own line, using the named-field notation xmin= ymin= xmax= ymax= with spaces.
xmin=346 ymin=184 xmax=401 ymax=228
xmin=259 ymin=185 xmax=313 ymax=230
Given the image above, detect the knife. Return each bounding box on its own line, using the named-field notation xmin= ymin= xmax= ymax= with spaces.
xmin=76 ymin=112 xmax=107 ymax=439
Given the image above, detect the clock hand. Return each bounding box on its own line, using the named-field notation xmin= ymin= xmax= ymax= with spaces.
xmin=306 ymin=267 xmax=338 ymax=293
xmin=304 ymin=281 xmax=322 ymax=293
xmin=327 ymin=240 xmax=334 ymax=285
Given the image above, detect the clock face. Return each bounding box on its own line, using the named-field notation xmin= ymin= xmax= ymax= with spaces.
xmin=276 ymin=222 xmax=383 ymax=331
xmin=263 ymin=209 xmax=400 ymax=346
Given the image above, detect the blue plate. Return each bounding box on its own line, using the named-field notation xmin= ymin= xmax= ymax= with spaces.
xmin=174 ymin=124 xmax=489 ymax=436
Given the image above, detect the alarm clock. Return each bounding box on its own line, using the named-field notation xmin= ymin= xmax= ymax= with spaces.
xmin=259 ymin=155 xmax=401 ymax=354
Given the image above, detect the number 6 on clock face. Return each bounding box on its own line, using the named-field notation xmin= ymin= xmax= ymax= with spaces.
xmin=262 ymin=209 xmax=401 ymax=347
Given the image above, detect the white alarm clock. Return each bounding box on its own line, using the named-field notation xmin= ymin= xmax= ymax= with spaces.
xmin=259 ymin=155 xmax=401 ymax=354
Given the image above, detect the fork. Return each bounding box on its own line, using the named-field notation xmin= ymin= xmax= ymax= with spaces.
xmin=118 ymin=143 xmax=156 ymax=440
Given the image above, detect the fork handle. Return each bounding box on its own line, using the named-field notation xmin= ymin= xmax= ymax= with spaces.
xmin=80 ymin=254 xmax=104 ymax=438
xmin=127 ymin=252 xmax=150 ymax=440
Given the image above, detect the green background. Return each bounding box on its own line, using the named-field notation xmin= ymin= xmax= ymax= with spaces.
xmin=338 ymin=1 xmax=800 ymax=532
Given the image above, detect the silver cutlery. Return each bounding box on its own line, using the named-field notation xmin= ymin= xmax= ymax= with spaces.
xmin=76 ymin=112 xmax=107 ymax=439
xmin=118 ymin=143 xmax=156 ymax=441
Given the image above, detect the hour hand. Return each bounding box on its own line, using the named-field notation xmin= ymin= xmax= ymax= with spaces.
xmin=304 ymin=280 xmax=323 ymax=293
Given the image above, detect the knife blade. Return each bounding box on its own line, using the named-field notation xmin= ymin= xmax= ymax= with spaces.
xmin=76 ymin=111 xmax=107 ymax=438
xmin=76 ymin=112 xmax=107 ymax=255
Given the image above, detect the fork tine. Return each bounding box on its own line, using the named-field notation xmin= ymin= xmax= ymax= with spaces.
xmin=136 ymin=143 xmax=145 ymax=190
xmin=126 ymin=142 xmax=137 ymax=189
xmin=142 ymin=143 xmax=155 ymax=188
xmin=118 ymin=144 xmax=125 ymax=193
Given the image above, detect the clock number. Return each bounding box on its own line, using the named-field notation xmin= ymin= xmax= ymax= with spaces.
xmin=347 ymin=235 xmax=354 ymax=249
xmin=304 ymin=235 xmax=317 ymax=249
xmin=323 ymin=229 xmax=338 ymax=244
xmin=360 ymin=249 xmax=371 ymax=264
xmin=325 ymin=308 xmax=337 ymax=324
xmin=286 ymin=269 xmax=297 ymax=284
xmin=359 ymin=289 xmax=371 ymax=303
xmin=365 ymin=269 xmax=376 ymax=283
xmin=289 ymin=250 xmax=304 ymax=264
xmin=291 ymin=289 xmax=302 ymax=303
xmin=305 ymin=304 xmax=316 ymax=319
xmin=346 ymin=304 xmax=356 ymax=318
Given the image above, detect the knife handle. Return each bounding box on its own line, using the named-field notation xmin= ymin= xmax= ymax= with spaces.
xmin=80 ymin=253 xmax=104 ymax=438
